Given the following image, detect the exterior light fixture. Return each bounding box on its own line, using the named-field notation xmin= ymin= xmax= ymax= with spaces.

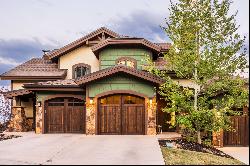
xmin=149 ymin=97 xmax=154 ymax=105
xmin=36 ymin=101 xmax=41 ymax=107
xmin=89 ymin=98 xmax=94 ymax=104
xmin=149 ymin=99 xmax=153 ymax=105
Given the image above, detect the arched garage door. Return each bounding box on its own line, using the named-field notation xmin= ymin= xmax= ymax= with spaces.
xmin=45 ymin=97 xmax=85 ymax=133
xmin=98 ymin=94 xmax=145 ymax=135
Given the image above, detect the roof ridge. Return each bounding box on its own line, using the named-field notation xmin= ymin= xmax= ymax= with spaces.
xmin=46 ymin=27 xmax=121 ymax=59
xmin=91 ymin=38 xmax=161 ymax=54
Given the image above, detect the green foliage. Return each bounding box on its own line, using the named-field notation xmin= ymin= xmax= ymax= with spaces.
xmin=146 ymin=0 xmax=249 ymax=143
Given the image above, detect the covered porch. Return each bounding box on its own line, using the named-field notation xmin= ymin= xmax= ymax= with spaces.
xmin=4 ymin=89 xmax=36 ymax=132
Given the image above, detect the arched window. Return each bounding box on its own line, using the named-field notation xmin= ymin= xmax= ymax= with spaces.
xmin=72 ymin=63 xmax=91 ymax=79
xmin=116 ymin=57 xmax=137 ymax=68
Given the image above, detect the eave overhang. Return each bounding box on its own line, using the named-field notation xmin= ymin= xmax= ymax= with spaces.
xmin=75 ymin=65 xmax=165 ymax=85
xmin=91 ymin=38 xmax=162 ymax=58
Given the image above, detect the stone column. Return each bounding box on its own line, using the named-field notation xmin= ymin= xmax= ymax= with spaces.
xmin=212 ymin=129 xmax=223 ymax=147
xmin=85 ymin=97 xmax=96 ymax=135
xmin=7 ymin=106 xmax=28 ymax=132
xmin=147 ymin=97 xmax=157 ymax=135
xmin=35 ymin=105 xmax=43 ymax=134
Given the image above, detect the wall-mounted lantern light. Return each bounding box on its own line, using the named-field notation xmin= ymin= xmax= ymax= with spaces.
xmin=36 ymin=101 xmax=41 ymax=107
xmin=149 ymin=97 xmax=154 ymax=105
xmin=149 ymin=99 xmax=153 ymax=105
xmin=89 ymin=98 xmax=94 ymax=104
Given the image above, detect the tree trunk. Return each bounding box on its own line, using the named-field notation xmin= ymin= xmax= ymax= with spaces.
xmin=197 ymin=131 xmax=202 ymax=144
xmin=194 ymin=66 xmax=198 ymax=111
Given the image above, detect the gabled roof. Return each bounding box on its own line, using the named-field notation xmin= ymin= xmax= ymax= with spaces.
xmin=91 ymin=38 xmax=162 ymax=57
xmin=75 ymin=65 xmax=164 ymax=85
xmin=0 ymin=58 xmax=67 ymax=80
xmin=47 ymin=27 xmax=120 ymax=59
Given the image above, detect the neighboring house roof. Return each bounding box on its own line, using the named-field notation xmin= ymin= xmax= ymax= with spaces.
xmin=155 ymin=43 xmax=171 ymax=52
xmin=46 ymin=27 xmax=121 ymax=59
xmin=91 ymin=38 xmax=162 ymax=57
xmin=153 ymin=57 xmax=168 ymax=70
xmin=0 ymin=58 xmax=67 ymax=80
xmin=75 ymin=65 xmax=165 ymax=85
xmin=3 ymin=89 xmax=33 ymax=99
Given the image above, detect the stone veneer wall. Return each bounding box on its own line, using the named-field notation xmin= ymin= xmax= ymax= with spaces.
xmin=7 ymin=106 xmax=29 ymax=132
xmin=212 ymin=129 xmax=224 ymax=147
xmin=85 ymin=97 xmax=96 ymax=135
xmin=35 ymin=106 xmax=43 ymax=134
xmin=146 ymin=97 xmax=157 ymax=135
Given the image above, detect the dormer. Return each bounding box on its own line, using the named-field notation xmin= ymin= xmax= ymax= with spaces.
xmin=91 ymin=38 xmax=162 ymax=70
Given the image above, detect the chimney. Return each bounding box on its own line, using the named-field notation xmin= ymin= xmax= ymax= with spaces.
xmin=42 ymin=50 xmax=50 ymax=60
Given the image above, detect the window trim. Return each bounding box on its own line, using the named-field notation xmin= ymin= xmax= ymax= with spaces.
xmin=115 ymin=57 xmax=137 ymax=68
xmin=72 ymin=63 xmax=91 ymax=79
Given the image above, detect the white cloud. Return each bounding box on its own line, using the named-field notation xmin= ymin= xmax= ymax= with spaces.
xmin=0 ymin=57 xmax=20 ymax=66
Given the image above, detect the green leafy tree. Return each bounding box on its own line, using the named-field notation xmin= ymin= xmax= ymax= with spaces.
xmin=146 ymin=0 xmax=249 ymax=144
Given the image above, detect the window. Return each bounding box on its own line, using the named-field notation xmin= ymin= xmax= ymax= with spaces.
xmin=116 ymin=57 xmax=136 ymax=68
xmin=72 ymin=63 xmax=91 ymax=79
xmin=74 ymin=66 xmax=90 ymax=78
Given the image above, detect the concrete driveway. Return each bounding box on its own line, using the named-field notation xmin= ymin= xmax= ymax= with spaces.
xmin=0 ymin=132 xmax=164 ymax=165
xmin=218 ymin=147 xmax=249 ymax=165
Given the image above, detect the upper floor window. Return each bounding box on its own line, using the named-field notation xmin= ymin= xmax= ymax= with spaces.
xmin=116 ymin=57 xmax=137 ymax=68
xmin=72 ymin=63 xmax=91 ymax=79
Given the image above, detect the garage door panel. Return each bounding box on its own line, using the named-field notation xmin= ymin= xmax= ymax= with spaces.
xmin=122 ymin=105 xmax=144 ymax=135
xmin=47 ymin=106 xmax=64 ymax=133
xmin=46 ymin=98 xmax=85 ymax=133
xmin=99 ymin=105 xmax=121 ymax=134
xmin=98 ymin=95 xmax=145 ymax=135
xmin=67 ymin=106 xmax=84 ymax=133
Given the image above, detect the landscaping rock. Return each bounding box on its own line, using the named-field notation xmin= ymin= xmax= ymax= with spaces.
xmin=159 ymin=139 xmax=234 ymax=159
xmin=0 ymin=133 xmax=21 ymax=141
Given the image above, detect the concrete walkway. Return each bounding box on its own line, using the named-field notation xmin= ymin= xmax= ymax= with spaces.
xmin=218 ymin=147 xmax=249 ymax=165
xmin=0 ymin=132 xmax=164 ymax=165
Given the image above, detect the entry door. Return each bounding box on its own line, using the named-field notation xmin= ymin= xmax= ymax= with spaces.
xmin=98 ymin=94 xmax=145 ymax=135
xmin=46 ymin=97 xmax=85 ymax=133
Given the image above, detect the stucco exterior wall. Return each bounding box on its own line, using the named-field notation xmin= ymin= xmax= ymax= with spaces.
xmin=21 ymin=98 xmax=33 ymax=118
xmin=174 ymin=79 xmax=199 ymax=89
xmin=12 ymin=82 xmax=25 ymax=90
xmin=59 ymin=46 xmax=99 ymax=79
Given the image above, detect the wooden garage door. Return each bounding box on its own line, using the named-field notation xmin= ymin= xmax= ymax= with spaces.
xmin=98 ymin=94 xmax=145 ymax=135
xmin=45 ymin=97 xmax=85 ymax=133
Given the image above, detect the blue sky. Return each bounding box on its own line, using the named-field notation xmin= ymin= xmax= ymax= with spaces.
xmin=0 ymin=0 xmax=249 ymax=86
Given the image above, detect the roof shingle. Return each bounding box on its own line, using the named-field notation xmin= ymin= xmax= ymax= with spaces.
xmin=46 ymin=27 xmax=120 ymax=59
xmin=75 ymin=65 xmax=165 ymax=85
xmin=0 ymin=58 xmax=67 ymax=79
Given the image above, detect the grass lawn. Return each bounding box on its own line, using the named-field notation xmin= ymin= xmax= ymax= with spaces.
xmin=161 ymin=147 xmax=245 ymax=165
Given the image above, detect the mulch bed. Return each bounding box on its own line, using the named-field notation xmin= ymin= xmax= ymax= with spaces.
xmin=159 ymin=139 xmax=233 ymax=159
xmin=0 ymin=133 xmax=21 ymax=141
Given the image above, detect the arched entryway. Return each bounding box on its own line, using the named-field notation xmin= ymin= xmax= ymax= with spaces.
xmin=45 ymin=97 xmax=85 ymax=133
xmin=98 ymin=94 xmax=145 ymax=135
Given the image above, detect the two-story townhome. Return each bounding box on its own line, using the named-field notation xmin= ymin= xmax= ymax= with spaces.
xmin=1 ymin=27 xmax=177 ymax=135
